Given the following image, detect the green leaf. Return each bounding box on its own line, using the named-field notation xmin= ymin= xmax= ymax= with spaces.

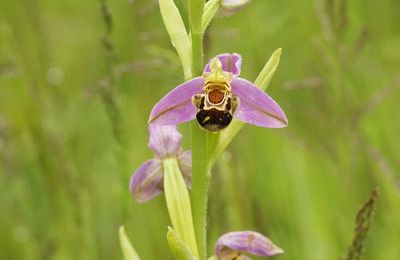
xmin=119 ymin=226 xmax=141 ymax=260
xmin=202 ymin=0 xmax=220 ymax=33
xmin=158 ymin=0 xmax=192 ymax=79
xmin=163 ymin=158 xmax=199 ymax=257
xmin=167 ymin=227 xmax=197 ymax=260
xmin=254 ymin=48 xmax=282 ymax=90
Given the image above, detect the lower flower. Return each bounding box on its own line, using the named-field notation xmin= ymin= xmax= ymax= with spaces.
xmin=214 ymin=231 xmax=284 ymax=259
xmin=130 ymin=125 xmax=191 ymax=202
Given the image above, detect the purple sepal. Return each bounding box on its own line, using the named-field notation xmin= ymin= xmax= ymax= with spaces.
xmin=130 ymin=125 xmax=192 ymax=202
xmin=148 ymin=125 xmax=182 ymax=158
xmin=129 ymin=159 xmax=163 ymax=203
xmin=231 ymin=78 xmax=288 ymax=128
xmin=204 ymin=53 xmax=242 ymax=77
xmin=215 ymin=231 xmax=284 ymax=259
xmin=148 ymin=77 xmax=204 ymax=126
xmin=177 ymin=150 xmax=192 ymax=188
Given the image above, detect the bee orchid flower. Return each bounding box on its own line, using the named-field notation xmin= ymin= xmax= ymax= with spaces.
xmin=149 ymin=53 xmax=288 ymax=132
xmin=130 ymin=125 xmax=191 ymax=202
xmin=214 ymin=231 xmax=284 ymax=259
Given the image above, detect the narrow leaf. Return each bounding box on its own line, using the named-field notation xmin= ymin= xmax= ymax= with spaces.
xmin=202 ymin=0 xmax=220 ymax=33
xmin=163 ymin=158 xmax=199 ymax=257
xmin=119 ymin=226 xmax=141 ymax=260
xmin=158 ymin=0 xmax=192 ymax=79
xmin=254 ymin=48 xmax=282 ymax=90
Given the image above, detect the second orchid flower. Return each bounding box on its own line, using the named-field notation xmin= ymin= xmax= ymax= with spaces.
xmin=130 ymin=125 xmax=191 ymax=202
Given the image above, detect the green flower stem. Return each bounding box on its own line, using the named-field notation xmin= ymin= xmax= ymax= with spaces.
xmin=206 ymin=132 xmax=220 ymax=160
xmin=164 ymin=158 xmax=199 ymax=257
xmin=191 ymin=31 xmax=203 ymax=77
xmin=189 ymin=0 xmax=205 ymax=76
xmin=190 ymin=123 xmax=209 ymax=260
xmin=188 ymin=1 xmax=208 ymax=259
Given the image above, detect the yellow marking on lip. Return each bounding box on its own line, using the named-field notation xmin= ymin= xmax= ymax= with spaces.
xmin=202 ymin=116 xmax=210 ymax=123
xmin=204 ymin=81 xmax=230 ymax=91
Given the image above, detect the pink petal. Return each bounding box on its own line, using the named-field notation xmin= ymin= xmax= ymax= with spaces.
xmin=130 ymin=159 xmax=163 ymax=202
xmin=231 ymin=78 xmax=288 ymax=128
xmin=215 ymin=231 xmax=284 ymax=258
xmin=148 ymin=77 xmax=204 ymax=126
xmin=204 ymin=53 xmax=242 ymax=77
xmin=148 ymin=125 xmax=182 ymax=158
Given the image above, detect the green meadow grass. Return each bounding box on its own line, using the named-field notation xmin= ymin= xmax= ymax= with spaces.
xmin=1 ymin=0 xmax=399 ymax=259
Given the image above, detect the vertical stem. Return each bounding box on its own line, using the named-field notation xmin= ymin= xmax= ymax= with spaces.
xmin=190 ymin=124 xmax=209 ymax=260
xmin=188 ymin=1 xmax=207 ymax=259
xmin=191 ymin=32 xmax=203 ymax=76
xmin=189 ymin=0 xmax=204 ymax=75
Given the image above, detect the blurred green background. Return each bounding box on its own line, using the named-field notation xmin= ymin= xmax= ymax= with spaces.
xmin=1 ymin=0 xmax=400 ymax=259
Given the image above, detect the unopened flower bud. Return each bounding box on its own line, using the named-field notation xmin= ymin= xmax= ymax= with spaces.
xmin=217 ymin=0 xmax=252 ymax=17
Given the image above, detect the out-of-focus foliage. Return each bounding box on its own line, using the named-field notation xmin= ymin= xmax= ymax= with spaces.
xmin=0 ymin=0 xmax=399 ymax=259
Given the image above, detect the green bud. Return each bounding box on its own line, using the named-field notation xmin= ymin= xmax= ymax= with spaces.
xmin=217 ymin=0 xmax=252 ymax=17
xmin=167 ymin=227 xmax=197 ymax=260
